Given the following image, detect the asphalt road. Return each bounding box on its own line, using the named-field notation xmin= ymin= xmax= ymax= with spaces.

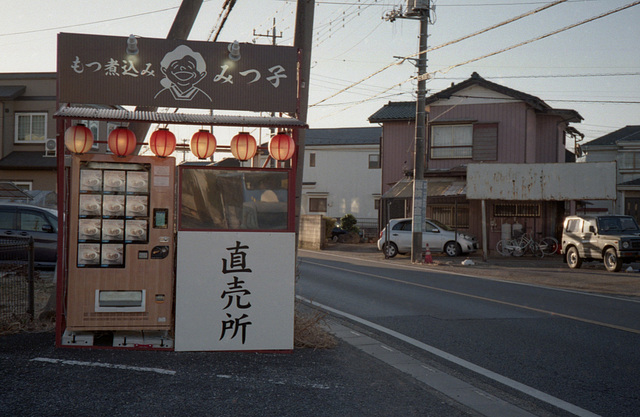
xmin=297 ymin=248 xmax=640 ymax=417
xmin=0 ymin=329 xmax=470 ymax=417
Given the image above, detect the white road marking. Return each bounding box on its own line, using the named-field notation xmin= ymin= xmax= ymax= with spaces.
xmin=299 ymin=296 xmax=600 ymax=417
xmin=31 ymin=357 xmax=176 ymax=375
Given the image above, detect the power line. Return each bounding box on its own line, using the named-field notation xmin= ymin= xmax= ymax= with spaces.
xmin=314 ymin=0 xmax=640 ymax=111
xmin=311 ymin=0 xmax=568 ymax=107
xmin=0 ymin=6 xmax=181 ymax=37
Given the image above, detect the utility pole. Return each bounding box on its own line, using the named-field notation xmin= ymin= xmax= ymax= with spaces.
xmin=254 ymin=18 xmax=283 ymax=167
xmin=385 ymin=1 xmax=431 ymax=263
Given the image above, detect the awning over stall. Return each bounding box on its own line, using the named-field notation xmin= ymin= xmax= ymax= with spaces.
xmin=382 ymin=178 xmax=467 ymax=200
xmin=54 ymin=106 xmax=307 ymax=129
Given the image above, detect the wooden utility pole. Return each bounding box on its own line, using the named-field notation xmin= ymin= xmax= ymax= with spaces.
xmin=130 ymin=0 xmax=204 ymax=154
xmin=293 ymin=0 xmax=315 ymax=238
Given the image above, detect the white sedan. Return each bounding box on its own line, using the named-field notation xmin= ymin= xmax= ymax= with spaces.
xmin=377 ymin=218 xmax=478 ymax=258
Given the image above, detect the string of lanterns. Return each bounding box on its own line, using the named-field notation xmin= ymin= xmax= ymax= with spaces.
xmin=63 ymin=124 xmax=296 ymax=161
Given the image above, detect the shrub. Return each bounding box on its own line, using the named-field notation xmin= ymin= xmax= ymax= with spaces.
xmin=340 ymin=214 xmax=360 ymax=234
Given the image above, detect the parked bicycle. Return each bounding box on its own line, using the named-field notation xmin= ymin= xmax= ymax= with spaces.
xmin=496 ymin=232 xmax=544 ymax=258
xmin=535 ymin=233 xmax=559 ymax=256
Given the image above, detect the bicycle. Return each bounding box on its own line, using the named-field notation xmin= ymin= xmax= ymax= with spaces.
xmin=496 ymin=232 xmax=544 ymax=258
xmin=535 ymin=233 xmax=559 ymax=256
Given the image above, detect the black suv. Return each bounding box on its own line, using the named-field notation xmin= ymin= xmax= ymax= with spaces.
xmin=561 ymin=214 xmax=640 ymax=272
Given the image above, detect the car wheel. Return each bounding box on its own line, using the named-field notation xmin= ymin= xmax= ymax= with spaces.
xmin=382 ymin=242 xmax=398 ymax=258
xmin=566 ymin=246 xmax=582 ymax=269
xmin=444 ymin=241 xmax=461 ymax=257
xmin=604 ymin=247 xmax=622 ymax=272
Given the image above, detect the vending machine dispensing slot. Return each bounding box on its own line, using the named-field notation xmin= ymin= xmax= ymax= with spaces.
xmin=65 ymin=154 xmax=176 ymax=333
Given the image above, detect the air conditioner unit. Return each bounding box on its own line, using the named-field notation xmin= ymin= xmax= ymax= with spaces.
xmin=44 ymin=138 xmax=57 ymax=157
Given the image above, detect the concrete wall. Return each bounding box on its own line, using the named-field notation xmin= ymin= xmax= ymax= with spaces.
xmin=298 ymin=214 xmax=325 ymax=250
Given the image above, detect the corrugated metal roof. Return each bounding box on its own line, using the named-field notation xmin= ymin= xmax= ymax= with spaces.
xmin=305 ymin=127 xmax=381 ymax=146
xmin=54 ymin=106 xmax=307 ymax=128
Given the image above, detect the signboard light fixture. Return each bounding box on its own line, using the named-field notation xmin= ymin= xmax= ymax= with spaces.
xmin=228 ymin=40 xmax=241 ymax=61
xmin=126 ymin=34 xmax=138 ymax=55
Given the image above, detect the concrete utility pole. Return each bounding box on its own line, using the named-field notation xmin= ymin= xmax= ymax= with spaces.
xmin=411 ymin=4 xmax=430 ymax=263
xmin=385 ymin=1 xmax=431 ymax=263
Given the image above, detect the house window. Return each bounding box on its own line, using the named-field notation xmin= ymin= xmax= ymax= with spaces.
xmin=620 ymin=152 xmax=640 ymax=171
xmin=431 ymin=205 xmax=469 ymax=228
xmin=431 ymin=124 xmax=473 ymax=159
xmin=15 ymin=113 xmax=47 ymax=143
xmin=309 ymin=197 xmax=327 ymax=213
xmin=309 ymin=152 xmax=316 ymax=167
xmin=12 ymin=181 xmax=32 ymax=191
xmin=82 ymin=120 xmax=100 ymax=149
xmin=493 ymin=203 xmax=540 ymax=217
xmin=369 ymin=154 xmax=380 ymax=169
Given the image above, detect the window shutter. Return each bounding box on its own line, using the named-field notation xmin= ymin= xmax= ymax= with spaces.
xmin=472 ymin=123 xmax=498 ymax=161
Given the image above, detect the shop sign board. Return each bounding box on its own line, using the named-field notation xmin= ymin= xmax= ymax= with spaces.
xmin=58 ymin=33 xmax=298 ymax=113
xmin=174 ymin=231 xmax=295 ymax=351
xmin=467 ymin=162 xmax=616 ymax=200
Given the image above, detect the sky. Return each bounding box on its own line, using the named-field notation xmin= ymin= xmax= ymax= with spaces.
xmin=1 ymin=0 xmax=638 ymax=155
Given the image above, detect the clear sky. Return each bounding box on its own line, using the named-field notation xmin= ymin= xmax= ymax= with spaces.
xmin=1 ymin=0 xmax=638 ymax=152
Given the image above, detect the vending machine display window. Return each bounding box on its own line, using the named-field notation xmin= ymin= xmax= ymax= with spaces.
xmin=76 ymin=162 xmax=151 ymax=268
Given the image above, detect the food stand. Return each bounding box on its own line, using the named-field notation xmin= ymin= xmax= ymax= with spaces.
xmin=55 ymin=33 xmax=306 ymax=351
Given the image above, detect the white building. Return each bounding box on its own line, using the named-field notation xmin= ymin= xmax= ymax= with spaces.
xmin=301 ymin=127 xmax=381 ymax=231
xmin=581 ymin=125 xmax=640 ymax=217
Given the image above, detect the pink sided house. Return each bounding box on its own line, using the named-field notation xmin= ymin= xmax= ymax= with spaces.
xmin=369 ymin=72 xmax=583 ymax=251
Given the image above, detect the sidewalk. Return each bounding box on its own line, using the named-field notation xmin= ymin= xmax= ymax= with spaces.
xmin=320 ymin=242 xmax=640 ymax=297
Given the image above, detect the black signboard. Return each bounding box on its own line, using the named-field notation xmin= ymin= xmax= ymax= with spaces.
xmin=58 ymin=33 xmax=299 ymax=113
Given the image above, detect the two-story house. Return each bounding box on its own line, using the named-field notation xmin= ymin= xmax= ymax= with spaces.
xmin=581 ymin=126 xmax=640 ymax=219
xmin=369 ymin=72 xmax=582 ymax=249
xmin=0 ymin=73 xmax=58 ymax=202
xmin=301 ymin=127 xmax=381 ymax=233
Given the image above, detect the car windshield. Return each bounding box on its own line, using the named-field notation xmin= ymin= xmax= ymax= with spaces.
xmin=428 ymin=219 xmax=454 ymax=231
xmin=597 ymin=216 xmax=640 ymax=234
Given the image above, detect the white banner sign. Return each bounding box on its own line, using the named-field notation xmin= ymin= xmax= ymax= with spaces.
xmin=175 ymin=232 xmax=295 ymax=351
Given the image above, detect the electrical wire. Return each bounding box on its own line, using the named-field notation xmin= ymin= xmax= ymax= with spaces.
xmin=311 ymin=0 xmax=568 ymax=107
xmin=312 ymin=0 xmax=640 ymax=112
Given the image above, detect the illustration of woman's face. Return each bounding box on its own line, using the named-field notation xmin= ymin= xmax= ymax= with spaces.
xmin=163 ymin=56 xmax=206 ymax=88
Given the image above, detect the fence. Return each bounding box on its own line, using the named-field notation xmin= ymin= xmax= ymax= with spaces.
xmin=0 ymin=237 xmax=35 ymax=322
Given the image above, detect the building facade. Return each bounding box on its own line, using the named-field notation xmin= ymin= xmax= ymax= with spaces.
xmin=301 ymin=127 xmax=381 ymax=233
xmin=370 ymin=73 xmax=582 ymax=250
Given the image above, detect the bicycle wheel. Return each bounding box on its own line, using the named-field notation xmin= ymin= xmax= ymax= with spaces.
xmin=530 ymin=242 xmax=544 ymax=258
xmin=496 ymin=239 xmax=513 ymax=256
xmin=538 ymin=237 xmax=558 ymax=255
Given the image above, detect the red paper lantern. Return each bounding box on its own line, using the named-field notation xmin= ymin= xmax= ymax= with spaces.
xmin=269 ymin=133 xmax=295 ymax=161
xmin=108 ymin=127 xmax=137 ymax=157
xmin=64 ymin=124 xmax=93 ymax=154
xmin=190 ymin=129 xmax=217 ymax=160
xmin=230 ymin=132 xmax=257 ymax=161
xmin=149 ymin=128 xmax=176 ymax=158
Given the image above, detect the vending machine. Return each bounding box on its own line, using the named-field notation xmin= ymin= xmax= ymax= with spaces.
xmin=63 ymin=153 xmax=175 ymax=346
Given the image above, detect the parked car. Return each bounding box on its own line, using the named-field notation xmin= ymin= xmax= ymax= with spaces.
xmin=0 ymin=203 xmax=58 ymax=268
xmin=561 ymin=214 xmax=640 ymax=272
xmin=377 ymin=218 xmax=478 ymax=258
